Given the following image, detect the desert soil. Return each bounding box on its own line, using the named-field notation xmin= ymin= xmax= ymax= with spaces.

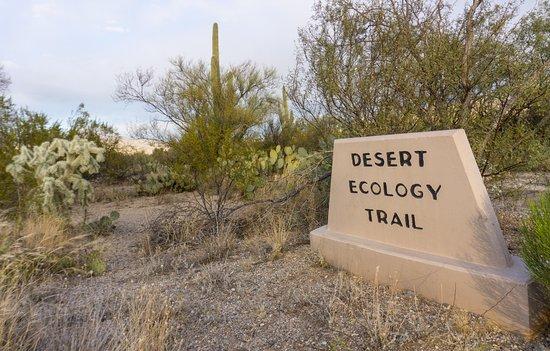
xmin=32 ymin=173 xmax=549 ymax=350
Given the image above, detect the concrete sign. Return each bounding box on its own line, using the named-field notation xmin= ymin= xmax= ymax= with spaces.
xmin=311 ymin=129 xmax=542 ymax=334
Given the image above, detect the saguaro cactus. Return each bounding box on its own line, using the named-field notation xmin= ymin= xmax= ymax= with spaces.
xmin=280 ymin=86 xmax=294 ymax=128
xmin=211 ymin=22 xmax=222 ymax=118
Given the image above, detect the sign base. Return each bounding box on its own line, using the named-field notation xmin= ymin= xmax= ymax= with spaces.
xmin=311 ymin=226 xmax=545 ymax=335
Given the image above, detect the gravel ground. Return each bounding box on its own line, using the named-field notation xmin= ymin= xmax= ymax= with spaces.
xmin=28 ymin=175 xmax=549 ymax=350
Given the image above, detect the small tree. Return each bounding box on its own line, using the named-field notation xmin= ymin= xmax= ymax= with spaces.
xmin=114 ymin=24 xmax=276 ymax=142
xmin=289 ymin=0 xmax=549 ymax=177
xmin=117 ymin=23 xmax=278 ymax=232
xmin=6 ymin=137 xmax=105 ymax=217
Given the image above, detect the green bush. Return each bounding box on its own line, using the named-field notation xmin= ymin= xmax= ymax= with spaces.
xmin=83 ymin=250 xmax=106 ymax=276
xmin=521 ymin=191 xmax=550 ymax=291
xmin=85 ymin=211 xmax=120 ymax=237
xmin=0 ymin=98 xmax=64 ymax=208
xmin=101 ymin=149 xmax=155 ymax=183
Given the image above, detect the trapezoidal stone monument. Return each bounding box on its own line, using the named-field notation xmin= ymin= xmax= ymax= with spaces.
xmin=310 ymin=129 xmax=543 ymax=334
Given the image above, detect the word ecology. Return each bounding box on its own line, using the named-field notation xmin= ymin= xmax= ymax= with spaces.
xmin=348 ymin=150 xmax=442 ymax=230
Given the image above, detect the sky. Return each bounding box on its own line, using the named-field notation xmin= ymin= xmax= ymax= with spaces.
xmin=0 ymin=0 xmax=540 ymax=136
xmin=0 ymin=0 xmax=316 ymax=135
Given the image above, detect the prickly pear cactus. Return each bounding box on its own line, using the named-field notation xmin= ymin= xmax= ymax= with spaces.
xmin=140 ymin=164 xmax=175 ymax=195
xmin=6 ymin=136 xmax=105 ymax=214
xmin=235 ymin=145 xmax=309 ymax=196
xmin=256 ymin=145 xmax=308 ymax=175
xmin=139 ymin=163 xmax=194 ymax=195
xmin=86 ymin=210 xmax=120 ymax=236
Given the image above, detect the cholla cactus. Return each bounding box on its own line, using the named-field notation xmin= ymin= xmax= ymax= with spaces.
xmin=6 ymin=136 xmax=105 ymax=214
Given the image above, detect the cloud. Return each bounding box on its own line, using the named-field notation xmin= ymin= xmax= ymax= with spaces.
xmin=104 ymin=19 xmax=129 ymax=33
xmin=104 ymin=25 xmax=128 ymax=33
xmin=31 ymin=2 xmax=59 ymax=18
xmin=0 ymin=60 xmax=19 ymax=69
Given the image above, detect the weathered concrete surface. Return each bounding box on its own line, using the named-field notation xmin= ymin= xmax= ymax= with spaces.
xmin=311 ymin=129 xmax=544 ymax=334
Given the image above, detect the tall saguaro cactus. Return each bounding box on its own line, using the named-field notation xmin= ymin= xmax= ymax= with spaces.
xmin=280 ymin=86 xmax=294 ymax=127
xmin=211 ymin=22 xmax=222 ymax=118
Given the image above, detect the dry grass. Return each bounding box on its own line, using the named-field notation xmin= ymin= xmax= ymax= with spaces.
xmin=194 ymin=223 xmax=237 ymax=264
xmin=0 ymin=285 xmax=184 ymax=350
xmin=0 ymin=285 xmax=39 ymax=351
xmin=116 ymin=288 xmax=182 ymax=351
xmin=191 ymin=262 xmax=233 ymax=294
xmin=295 ymin=268 xmax=451 ymax=350
xmin=0 ymin=215 xmax=77 ymax=288
xmin=20 ymin=214 xmax=70 ymax=250
xmin=144 ymin=202 xmax=239 ymax=265
xmin=0 ymin=215 xmax=95 ymax=289
xmin=43 ymin=300 xmax=115 ymax=351
xmin=291 ymin=264 xmax=522 ymax=350
xmin=265 ymin=214 xmax=292 ymax=260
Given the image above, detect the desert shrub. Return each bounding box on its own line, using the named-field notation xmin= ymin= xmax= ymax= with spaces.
xmin=101 ymin=149 xmax=155 ymax=183
xmin=521 ymin=191 xmax=550 ymax=292
xmin=115 ymin=23 xmax=276 ymax=142
xmin=83 ymin=250 xmax=107 ymax=276
xmin=246 ymin=168 xmax=330 ymax=261
xmin=171 ymin=91 xmax=271 ymax=227
xmin=262 ymin=87 xmax=302 ymax=148
xmin=290 ymin=0 xmax=550 ymax=177
xmin=6 ymin=136 xmax=105 ymax=217
xmin=85 ymin=211 xmax=120 ymax=237
xmin=100 ymin=145 xmax=177 ymax=184
xmin=293 ymin=115 xmax=341 ymax=152
xmin=144 ymin=203 xmax=206 ymax=253
xmin=117 ymin=24 xmax=279 ymax=231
